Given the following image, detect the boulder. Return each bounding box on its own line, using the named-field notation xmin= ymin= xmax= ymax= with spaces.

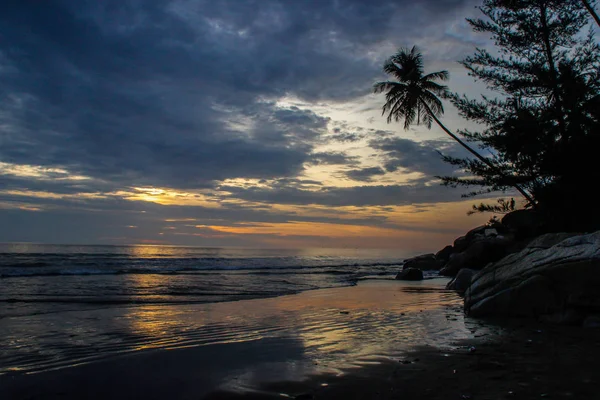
xmin=446 ymin=268 xmax=477 ymax=293
xmin=526 ymin=232 xmax=580 ymax=249
xmin=583 ymin=315 xmax=600 ymax=328
xmin=501 ymin=209 xmax=543 ymax=238
xmin=453 ymin=236 xmax=469 ymax=253
xmin=435 ymin=245 xmax=454 ymax=264
xmin=396 ymin=268 xmax=424 ymax=281
xmin=464 ymin=231 xmax=600 ymax=324
xmin=465 ymin=225 xmax=488 ymax=240
xmin=485 ymin=228 xmax=498 ymax=237
xmin=440 ymin=236 xmax=514 ymax=277
xmin=403 ymin=253 xmax=442 ymax=271
xmin=452 ymin=226 xmax=491 ymax=254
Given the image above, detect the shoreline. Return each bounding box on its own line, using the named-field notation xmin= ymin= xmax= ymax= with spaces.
xmin=1 ymin=279 xmax=467 ymax=396
xmin=206 ymin=320 xmax=600 ymax=399
xmin=3 ymin=279 xmax=598 ymax=399
xmin=4 ymin=316 xmax=600 ymax=399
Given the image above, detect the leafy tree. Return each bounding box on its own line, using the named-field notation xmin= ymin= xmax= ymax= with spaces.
xmin=467 ymin=198 xmax=516 ymax=216
xmin=582 ymin=0 xmax=600 ymax=27
xmin=441 ymin=0 xmax=600 ymax=231
xmin=373 ymin=46 xmax=535 ymax=204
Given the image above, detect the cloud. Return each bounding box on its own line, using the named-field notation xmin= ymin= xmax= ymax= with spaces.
xmin=344 ymin=167 xmax=387 ymax=182
xmin=0 ymin=0 xmax=489 ymax=245
xmin=369 ymin=137 xmax=467 ymax=177
xmin=308 ymin=151 xmax=360 ymax=166
xmin=0 ymin=0 xmax=480 ymax=190
xmin=218 ymin=183 xmax=470 ymax=207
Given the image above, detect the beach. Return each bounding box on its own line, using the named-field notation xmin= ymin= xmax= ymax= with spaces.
xmin=2 ymin=278 xmax=600 ymax=399
xmin=0 ymin=278 xmax=469 ymax=397
xmin=2 ymin=243 xmax=600 ymax=400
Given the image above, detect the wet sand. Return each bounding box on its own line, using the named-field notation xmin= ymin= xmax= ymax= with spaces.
xmin=206 ymin=321 xmax=600 ymax=400
xmin=2 ymin=280 xmax=599 ymax=399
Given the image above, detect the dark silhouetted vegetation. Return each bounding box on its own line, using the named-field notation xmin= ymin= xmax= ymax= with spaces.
xmin=373 ymin=47 xmax=536 ymax=205
xmin=442 ymin=0 xmax=600 ymax=232
xmin=376 ymin=0 xmax=600 ymax=232
xmin=467 ymin=198 xmax=516 ymax=216
xmin=582 ymin=0 xmax=600 ymax=27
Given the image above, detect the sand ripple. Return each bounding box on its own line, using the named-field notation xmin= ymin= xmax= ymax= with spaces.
xmin=0 ymin=280 xmax=470 ymax=377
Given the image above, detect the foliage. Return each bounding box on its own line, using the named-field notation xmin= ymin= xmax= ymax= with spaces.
xmin=373 ymin=46 xmax=536 ymax=204
xmin=440 ymin=0 xmax=600 ymax=231
xmin=467 ymin=198 xmax=517 ymax=216
xmin=373 ymin=46 xmax=449 ymax=129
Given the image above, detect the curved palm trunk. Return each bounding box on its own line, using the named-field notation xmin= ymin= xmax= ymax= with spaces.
xmin=425 ymin=104 xmax=537 ymax=207
xmin=582 ymin=0 xmax=600 ymax=28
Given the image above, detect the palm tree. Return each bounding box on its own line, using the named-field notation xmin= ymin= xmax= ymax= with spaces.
xmin=582 ymin=0 xmax=600 ymax=28
xmin=373 ymin=46 xmax=536 ymax=206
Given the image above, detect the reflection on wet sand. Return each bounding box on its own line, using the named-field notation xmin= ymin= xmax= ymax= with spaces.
xmin=0 ymin=279 xmax=470 ymax=393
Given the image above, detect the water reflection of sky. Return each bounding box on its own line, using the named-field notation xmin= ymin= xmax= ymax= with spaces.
xmin=0 ymin=280 xmax=472 ymax=392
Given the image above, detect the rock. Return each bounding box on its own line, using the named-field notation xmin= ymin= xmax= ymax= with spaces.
xmin=440 ymin=237 xmax=513 ymax=277
xmin=446 ymin=268 xmax=477 ymax=293
xmin=404 ymin=253 xmax=435 ymax=261
xmin=501 ymin=209 xmax=543 ymax=238
xmin=453 ymin=226 xmax=493 ymax=254
xmin=465 ymin=225 xmax=488 ymax=240
xmin=464 ymin=231 xmax=600 ymax=323
xmin=485 ymin=228 xmax=498 ymax=237
xmin=403 ymin=253 xmax=442 ymax=271
xmin=396 ymin=268 xmax=424 ymax=281
xmin=468 ymin=275 xmax=559 ymax=317
xmin=541 ymin=309 xmax=586 ymax=325
xmin=439 ymin=264 xmax=454 ymax=277
xmin=583 ymin=315 xmax=600 ymax=328
xmin=526 ymin=232 xmax=580 ymax=249
xmin=453 ymin=236 xmax=470 ymax=253
xmin=435 ymin=245 xmax=454 ymax=264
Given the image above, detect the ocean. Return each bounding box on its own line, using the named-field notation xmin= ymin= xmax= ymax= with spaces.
xmin=0 ymin=244 xmax=468 ymax=383
xmin=0 ymin=244 xmax=418 ymax=319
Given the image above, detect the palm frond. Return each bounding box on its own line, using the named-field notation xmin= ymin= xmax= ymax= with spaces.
xmin=375 ymin=46 xmax=447 ymax=131
xmin=382 ymin=60 xmax=405 ymax=81
xmin=420 ymin=90 xmax=445 ymax=117
xmin=420 ymin=80 xmax=449 ymax=95
xmin=421 ymin=70 xmax=449 ymax=82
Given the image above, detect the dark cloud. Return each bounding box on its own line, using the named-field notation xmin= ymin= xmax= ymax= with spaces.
xmin=0 ymin=0 xmax=477 ymax=190
xmin=328 ymin=132 xmax=365 ymax=143
xmin=0 ymin=188 xmax=396 ymax=245
xmin=218 ymin=183 xmax=475 ymax=207
xmin=369 ymin=137 xmax=466 ymax=177
xmin=308 ymin=151 xmax=360 ymax=166
xmin=0 ymin=0 xmax=482 ymax=244
xmin=345 ymin=167 xmax=386 ymax=182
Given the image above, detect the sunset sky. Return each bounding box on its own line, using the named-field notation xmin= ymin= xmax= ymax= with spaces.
xmin=0 ymin=0 xmax=507 ymax=251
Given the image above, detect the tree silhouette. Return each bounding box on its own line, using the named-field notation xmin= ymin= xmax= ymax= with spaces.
xmin=582 ymin=0 xmax=600 ymax=27
xmin=373 ymin=46 xmax=535 ymax=205
xmin=444 ymin=0 xmax=600 ymax=231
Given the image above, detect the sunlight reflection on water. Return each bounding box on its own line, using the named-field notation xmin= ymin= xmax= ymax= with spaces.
xmin=0 ymin=279 xmax=471 ymax=383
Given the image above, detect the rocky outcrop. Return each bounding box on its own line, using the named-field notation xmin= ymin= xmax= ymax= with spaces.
xmin=396 ymin=268 xmax=424 ymax=281
xmin=403 ymin=253 xmax=442 ymax=271
xmin=436 ymin=223 xmax=523 ymax=278
xmin=501 ymin=209 xmax=543 ymax=239
xmin=435 ymin=210 xmax=554 ymax=279
xmin=464 ymin=231 xmax=600 ymax=324
xmin=446 ymin=268 xmax=476 ymax=293
xmin=439 ymin=235 xmax=513 ymax=277
xmin=525 ymin=232 xmax=580 ymax=249
xmin=435 ymin=245 xmax=453 ymax=264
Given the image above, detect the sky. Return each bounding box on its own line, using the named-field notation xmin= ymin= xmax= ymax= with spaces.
xmin=0 ymin=0 xmax=505 ymax=251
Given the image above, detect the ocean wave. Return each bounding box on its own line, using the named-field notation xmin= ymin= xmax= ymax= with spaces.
xmin=0 ymin=292 xmax=288 ymax=305
xmin=0 ymin=262 xmax=403 ymax=278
